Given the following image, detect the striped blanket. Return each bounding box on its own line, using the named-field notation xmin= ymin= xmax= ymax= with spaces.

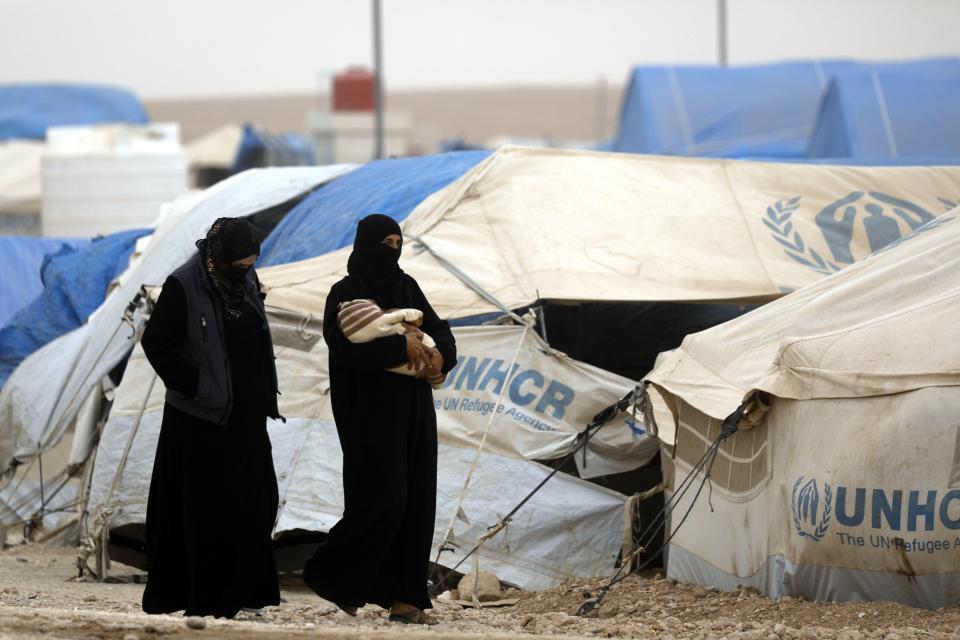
xmin=337 ymin=299 xmax=445 ymax=387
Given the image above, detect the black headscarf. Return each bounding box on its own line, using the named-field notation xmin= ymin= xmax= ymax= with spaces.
xmin=196 ymin=217 xmax=261 ymax=318
xmin=346 ymin=214 xmax=404 ymax=307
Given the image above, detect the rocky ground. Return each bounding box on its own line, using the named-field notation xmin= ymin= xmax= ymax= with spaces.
xmin=1 ymin=543 xmax=959 ymax=640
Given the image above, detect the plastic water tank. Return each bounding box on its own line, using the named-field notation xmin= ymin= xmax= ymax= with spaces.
xmin=41 ymin=123 xmax=187 ymax=237
xmin=333 ymin=68 xmax=375 ymax=112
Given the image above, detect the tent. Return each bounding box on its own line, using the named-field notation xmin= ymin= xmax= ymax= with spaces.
xmin=0 ymin=236 xmax=89 ymax=328
xmin=0 ymin=166 xmax=353 ymax=481
xmin=0 ymin=229 xmax=149 ymax=388
xmin=0 ymin=84 xmax=148 ymax=141
xmin=807 ymin=71 xmax=960 ymax=160
xmin=86 ymin=320 xmax=653 ymax=589
xmin=5 ymin=147 xmax=960 ymax=589
xmin=185 ymin=124 xmax=318 ymax=188
xmin=260 ymin=146 xmax=960 ymax=316
xmin=645 ymin=208 xmax=960 ymax=608
xmin=231 ymin=124 xmax=316 ymax=173
xmin=610 ymin=58 xmax=960 ymax=159
xmin=258 ymin=150 xmax=489 ymax=266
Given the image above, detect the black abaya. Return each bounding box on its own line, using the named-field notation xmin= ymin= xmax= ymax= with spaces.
xmin=302 ymin=274 xmax=456 ymax=611
xmin=141 ymin=277 xmax=280 ymax=618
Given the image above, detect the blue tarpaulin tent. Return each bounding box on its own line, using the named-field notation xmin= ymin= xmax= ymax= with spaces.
xmin=232 ymin=124 xmax=316 ymax=174
xmin=0 ymin=228 xmax=149 ymax=388
xmin=807 ymin=71 xmax=960 ymax=160
xmin=258 ymin=151 xmax=489 ymax=266
xmin=0 ymin=236 xmax=89 ymax=327
xmin=610 ymin=58 xmax=960 ymax=159
xmin=0 ymin=84 xmax=148 ymax=141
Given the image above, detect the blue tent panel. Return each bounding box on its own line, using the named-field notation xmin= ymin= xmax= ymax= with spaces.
xmin=258 ymin=151 xmax=489 ymax=267
xmin=0 ymin=236 xmax=89 ymax=327
xmin=0 ymin=84 xmax=148 ymax=141
xmin=232 ymin=124 xmax=316 ymax=173
xmin=611 ymin=58 xmax=960 ymax=160
xmin=807 ymin=70 xmax=960 ymax=159
xmin=0 ymin=228 xmax=149 ymax=388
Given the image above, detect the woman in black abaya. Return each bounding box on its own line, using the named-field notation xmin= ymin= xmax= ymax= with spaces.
xmin=140 ymin=217 xmax=282 ymax=619
xmin=303 ymin=214 xmax=456 ymax=625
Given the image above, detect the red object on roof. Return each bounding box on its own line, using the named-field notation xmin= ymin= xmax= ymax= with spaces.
xmin=333 ymin=67 xmax=374 ymax=112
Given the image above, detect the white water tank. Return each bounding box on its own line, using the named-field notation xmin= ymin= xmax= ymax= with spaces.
xmin=41 ymin=123 xmax=187 ymax=237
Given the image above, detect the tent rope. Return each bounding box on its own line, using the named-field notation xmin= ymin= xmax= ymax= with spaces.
xmin=576 ymin=397 xmax=750 ymax=617
xmin=430 ymin=384 xmax=643 ymax=592
xmin=88 ymin=370 xmax=157 ymax=581
xmin=36 ymin=452 xmax=45 ymax=527
xmin=2 ymin=469 xmax=71 ymax=534
xmin=432 ymin=322 xmax=530 ymax=569
xmin=39 ymin=287 xmax=146 ymax=454
xmin=406 ymin=234 xmax=527 ymax=326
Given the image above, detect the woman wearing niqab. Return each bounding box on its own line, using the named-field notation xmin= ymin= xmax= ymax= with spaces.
xmin=303 ymin=214 xmax=457 ymax=625
xmin=140 ymin=217 xmax=282 ymax=619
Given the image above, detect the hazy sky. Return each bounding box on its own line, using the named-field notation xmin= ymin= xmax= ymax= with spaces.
xmin=1 ymin=0 xmax=958 ymax=99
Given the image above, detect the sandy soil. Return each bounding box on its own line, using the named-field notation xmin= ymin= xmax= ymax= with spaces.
xmin=1 ymin=544 xmax=959 ymax=640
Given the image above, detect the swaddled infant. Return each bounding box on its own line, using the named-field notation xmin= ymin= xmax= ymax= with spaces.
xmin=337 ymin=299 xmax=446 ymax=388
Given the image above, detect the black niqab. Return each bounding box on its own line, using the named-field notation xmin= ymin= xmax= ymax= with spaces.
xmin=346 ymin=214 xmax=404 ymax=307
xmin=196 ymin=217 xmax=261 ymax=318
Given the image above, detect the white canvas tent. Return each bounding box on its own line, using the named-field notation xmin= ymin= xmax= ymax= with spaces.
xmin=5 ymin=146 xmax=960 ymax=591
xmin=645 ymin=209 xmax=960 ymax=608
xmin=86 ymin=320 xmax=651 ymax=589
xmin=261 ymin=147 xmax=960 ymax=318
xmin=0 ymin=166 xmax=354 ymax=483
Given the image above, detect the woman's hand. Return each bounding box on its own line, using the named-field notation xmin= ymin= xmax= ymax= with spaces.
xmin=402 ymin=322 xmax=424 ymax=340
xmin=417 ymin=348 xmax=444 ymax=380
xmin=405 ymin=333 xmax=433 ymax=374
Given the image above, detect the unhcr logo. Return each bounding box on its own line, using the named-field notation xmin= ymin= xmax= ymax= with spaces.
xmin=792 ymin=476 xmax=832 ymax=542
xmin=763 ymin=192 xmax=949 ymax=276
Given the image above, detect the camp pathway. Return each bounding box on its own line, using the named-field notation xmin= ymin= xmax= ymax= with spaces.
xmin=2 ymin=545 xmax=960 ymax=640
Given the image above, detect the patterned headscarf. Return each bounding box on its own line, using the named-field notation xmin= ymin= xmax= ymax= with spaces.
xmin=195 ymin=217 xmax=261 ymax=318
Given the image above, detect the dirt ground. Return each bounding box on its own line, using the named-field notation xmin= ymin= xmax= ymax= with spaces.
xmin=1 ymin=544 xmax=959 ymax=640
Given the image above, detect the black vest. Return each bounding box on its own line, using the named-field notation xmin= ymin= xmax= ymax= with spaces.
xmin=164 ymin=254 xmax=281 ymax=425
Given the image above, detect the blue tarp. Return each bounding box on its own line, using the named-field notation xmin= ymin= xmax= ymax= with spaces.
xmin=0 ymin=84 xmax=148 ymax=141
xmin=610 ymin=58 xmax=960 ymax=159
xmin=807 ymin=71 xmax=960 ymax=160
xmin=0 ymin=236 xmax=89 ymax=328
xmin=258 ymin=151 xmax=490 ymax=266
xmin=0 ymin=228 xmax=149 ymax=388
xmin=232 ymin=124 xmax=316 ymax=173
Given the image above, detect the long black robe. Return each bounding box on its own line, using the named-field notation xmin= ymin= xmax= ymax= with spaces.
xmin=140 ymin=277 xmax=280 ymax=618
xmin=302 ymin=273 xmax=456 ymax=611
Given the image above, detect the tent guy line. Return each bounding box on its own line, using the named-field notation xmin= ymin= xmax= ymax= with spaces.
xmin=579 ymin=396 xmax=749 ymax=616
xmin=430 ymin=383 xmax=645 ymax=594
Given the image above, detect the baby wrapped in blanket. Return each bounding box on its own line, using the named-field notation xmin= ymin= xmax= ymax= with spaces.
xmin=337 ymin=299 xmax=446 ymax=388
